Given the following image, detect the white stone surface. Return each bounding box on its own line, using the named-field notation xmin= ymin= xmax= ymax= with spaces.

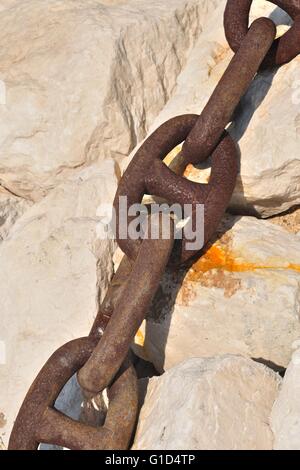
xmin=271 ymin=345 xmax=300 ymax=450
xmin=133 ymin=215 xmax=300 ymax=372
xmin=0 ymin=0 xmax=217 ymax=201
xmin=0 ymin=160 xmax=117 ymax=448
xmin=0 ymin=188 xmax=32 ymax=242
xmin=147 ymin=0 xmax=300 ymax=217
xmin=133 ymin=355 xmax=281 ymax=450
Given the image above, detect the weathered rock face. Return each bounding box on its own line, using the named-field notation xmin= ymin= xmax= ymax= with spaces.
xmin=0 ymin=160 xmax=117 ymax=448
xmin=132 ymin=215 xmax=300 ymax=372
xmin=0 ymin=0 xmax=218 ymax=201
xmin=271 ymin=345 xmax=300 ymax=450
xmin=133 ymin=355 xmax=281 ymax=450
xmin=270 ymin=208 xmax=300 ymax=235
xmin=148 ymin=0 xmax=300 ymax=217
xmin=0 ymin=188 xmax=32 ymax=242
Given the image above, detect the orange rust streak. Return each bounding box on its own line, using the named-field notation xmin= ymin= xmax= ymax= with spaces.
xmin=187 ymin=244 xmax=300 ymax=281
xmin=288 ymin=263 xmax=300 ymax=273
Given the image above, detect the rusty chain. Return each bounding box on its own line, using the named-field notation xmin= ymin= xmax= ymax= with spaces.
xmin=9 ymin=0 xmax=300 ymax=450
xmin=224 ymin=0 xmax=300 ymax=67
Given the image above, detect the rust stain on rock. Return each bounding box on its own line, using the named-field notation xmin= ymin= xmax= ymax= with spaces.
xmin=188 ymin=244 xmax=257 ymax=276
xmin=178 ymin=233 xmax=300 ymax=305
xmin=178 ymin=243 xmax=242 ymax=302
xmin=288 ymin=263 xmax=300 ymax=273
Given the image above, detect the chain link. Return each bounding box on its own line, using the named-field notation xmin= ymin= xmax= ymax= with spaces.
xmin=224 ymin=0 xmax=300 ymax=67
xmin=78 ymin=213 xmax=174 ymax=394
xmin=9 ymin=338 xmax=138 ymax=450
xmin=9 ymin=0 xmax=300 ymax=450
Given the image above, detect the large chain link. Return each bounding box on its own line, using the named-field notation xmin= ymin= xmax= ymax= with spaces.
xmin=224 ymin=0 xmax=300 ymax=67
xmin=9 ymin=0 xmax=300 ymax=450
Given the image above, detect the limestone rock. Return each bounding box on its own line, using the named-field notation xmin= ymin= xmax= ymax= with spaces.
xmin=0 ymin=188 xmax=32 ymax=242
xmin=133 ymin=355 xmax=281 ymax=450
xmin=133 ymin=215 xmax=300 ymax=372
xmin=148 ymin=0 xmax=300 ymax=217
xmin=0 ymin=160 xmax=117 ymax=448
xmin=271 ymin=345 xmax=300 ymax=450
xmin=0 ymin=0 xmax=216 ymax=201
xmin=270 ymin=208 xmax=300 ymax=235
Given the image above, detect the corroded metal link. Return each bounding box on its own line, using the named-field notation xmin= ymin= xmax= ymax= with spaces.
xmin=114 ymin=115 xmax=238 ymax=263
xmin=8 ymin=337 xmax=138 ymax=450
xmin=182 ymin=17 xmax=276 ymax=164
xmin=145 ymin=133 xmax=238 ymax=262
xmin=114 ymin=114 xmax=200 ymax=261
xmin=224 ymin=0 xmax=300 ymax=67
xmin=77 ymin=213 xmax=174 ymax=394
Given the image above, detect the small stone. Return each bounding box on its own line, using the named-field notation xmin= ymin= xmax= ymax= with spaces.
xmin=133 ymin=355 xmax=281 ymax=450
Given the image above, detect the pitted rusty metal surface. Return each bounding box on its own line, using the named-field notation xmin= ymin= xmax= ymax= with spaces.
xmin=224 ymin=0 xmax=300 ymax=67
xmin=114 ymin=116 xmax=238 ymax=263
xmin=9 ymin=1 xmax=300 ymax=450
xmin=8 ymin=338 xmax=138 ymax=450
xmin=78 ymin=213 xmax=175 ymax=394
xmin=182 ymin=18 xmax=276 ymax=164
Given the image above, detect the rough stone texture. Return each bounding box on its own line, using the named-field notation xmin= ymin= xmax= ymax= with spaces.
xmin=146 ymin=0 xmax=300 ymax=217
xmin=270 ymin=207 xmax=300 ymax=235
xmin=132 ymin=215 xmax=300 ymax=372
xmin=0 ymin=160 xmax=117 ymax=448
xmin=0 ymin=188 xmax=32 ymax=242
xmin=0 ymin=0 xmax=218 ymax=201
xmin=133 ymin=355 xmax=281 ymax=450
xmin=271 ymin=344 xmax=300 ymax=450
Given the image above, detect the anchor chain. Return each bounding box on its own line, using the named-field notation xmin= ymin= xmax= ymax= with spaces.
xmin=9 ymin=0 xmax=300 ymax=450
